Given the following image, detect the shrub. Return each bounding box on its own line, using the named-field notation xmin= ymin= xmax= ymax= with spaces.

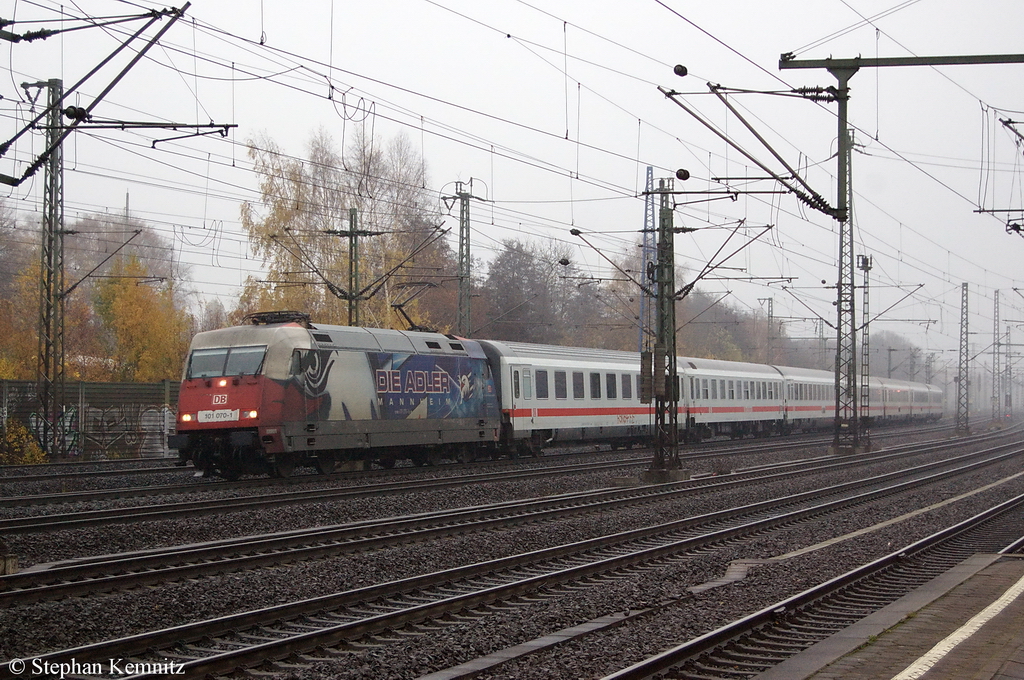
xmin=0 ymin=419 xmax=47 ymax=465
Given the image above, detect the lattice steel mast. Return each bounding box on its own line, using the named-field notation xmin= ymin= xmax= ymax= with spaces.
xmin=956 ymin=282 xmax=971 ymax=434
xmin=992 ymin=290 xmax=1001 ymax=422
xmin=348 ymin=208 xmax=359 ymax=326
xmin=442 ymin=180 xmax=482 ymax=337
xmin=650 ymin=178 xmax=680 ymax=474
xmin=858 ymin=254 xmax=872 ymax=442
xmin=36 ymin=79 xmax=66 ymax=457
xmin=833 ymin=85 xmax=859 ymax=452
xmin=639 ymin=167 xmax=656 ymax=352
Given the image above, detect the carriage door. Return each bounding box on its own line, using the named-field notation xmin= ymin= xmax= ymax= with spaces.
xmin=509 ymin=365 xmax=534 ymax=430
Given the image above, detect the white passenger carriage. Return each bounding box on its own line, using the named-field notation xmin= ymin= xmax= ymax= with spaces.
xmin=776 ymin=365 xmax=836 ymax=432
xmin=682 ymin=358 xmax=787 ymax=439
xmin=478 ymin=340 xmax=650 ymax=452
xmin=872 ymin=378 xmax=943 ymax=423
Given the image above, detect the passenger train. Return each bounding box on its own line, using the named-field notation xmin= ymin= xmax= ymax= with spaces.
xmin=168 ymin=311 xmax=944 ymax=479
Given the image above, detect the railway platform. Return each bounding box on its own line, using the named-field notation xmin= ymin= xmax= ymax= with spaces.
xmin=755 ymin=553 xmax=1024 ymax=680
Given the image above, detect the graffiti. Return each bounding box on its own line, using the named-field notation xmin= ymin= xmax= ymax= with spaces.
xmin=1 ymin=380 xmax=178 ymax=460
xmin=29 ymin=408 xmax=81 ymax=457
xmin=81 ymin=405 xmax=169 ymax=459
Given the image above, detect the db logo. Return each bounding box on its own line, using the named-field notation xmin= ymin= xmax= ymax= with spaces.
xmin=212 ymin=394 xmax=228 ymax=405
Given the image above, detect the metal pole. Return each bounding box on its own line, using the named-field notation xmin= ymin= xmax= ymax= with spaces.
xmin=992 ymin=291 xmax=1000 ymax=422
xmin=650 ymin=178 xmax=680 ymax=474
xmin=640 ymin=167 xmax=656 ymax=352
xmin=832 ymin=69 xmax=859 ymax=453
xmin=456 ymin=181 xmax=472 ymax=336
xmin=36 ymin=78 xmax=65 ymax=459
xmin=348 ymin=207 xmax=359 ymax=326
xmin=858 ymin=254 xmax=872 ymax=443
xmin=956 ymin=282 xmax=970 ymax=434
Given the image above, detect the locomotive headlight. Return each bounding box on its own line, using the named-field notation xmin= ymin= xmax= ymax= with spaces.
xmin=242 ymin=410 xmax=259 ymax=419
xmin=180 ymin=413 xmax=193 ymax=422
xmin=217 ymin=378 xmax=228 ymax=387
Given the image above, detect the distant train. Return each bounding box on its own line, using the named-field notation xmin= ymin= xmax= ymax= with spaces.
xmin=168 ymin=311 xmax=944 ymax=479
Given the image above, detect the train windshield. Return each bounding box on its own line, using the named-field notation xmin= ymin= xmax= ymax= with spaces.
xmin=187 ymin=345 xmax=267 ymax=379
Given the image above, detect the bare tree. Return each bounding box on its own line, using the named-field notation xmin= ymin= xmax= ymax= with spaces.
xmin=239 ymin=126 xmax=452 ymax=329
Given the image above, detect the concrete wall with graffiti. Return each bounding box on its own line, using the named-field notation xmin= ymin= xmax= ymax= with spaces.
xmin=0 ymin=380 xmax=180 ymax=459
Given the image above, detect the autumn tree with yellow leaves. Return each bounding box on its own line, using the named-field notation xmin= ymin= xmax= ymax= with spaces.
xmin=91 ymin=255 xmax=191 ymax=382
xmin=238 ymin=126 xmax=457 ymax=331
xmin=0 ymin=205 xmax=192 ymax=383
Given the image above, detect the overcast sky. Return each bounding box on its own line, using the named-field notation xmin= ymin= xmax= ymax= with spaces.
xmin=3 ymin=0 xmax=1024 ymax=377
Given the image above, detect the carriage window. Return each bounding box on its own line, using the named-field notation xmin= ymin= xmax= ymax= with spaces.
xmin=622 ymin=374 xmax=632 ymax=400
xmin=573 ymin=372 xmax=585 ymax=399
xmin=606 ymin=373 xmax=617 ymax=399
xmin=767 ymin=382 xmax=774 ymax=400
xmin=711 ymin=379 xmax=718 ymax=400
xmin=535 ymin=370 xmax=549 ymax=399
xmin=554 ymin=371 xmax=567 ymax=399
xmin=690 ymin=377 xmax=696 ymax=400
xmin=743 ymin=381 xmax=750 ymax=400
xmin=590 ymin=372 xmax=602 ymax=399
xmin=728 ymin=380 xmax=735 ymax=400
xmin=523 ymin=369 xmax=533 ymax=400
xmin=701 ymin=378 xmax=709 ymax=400
xmin=189 ymin=345 xmax=267 ymax=379
xmin=513 ymin=370 xmax=521 ymax=399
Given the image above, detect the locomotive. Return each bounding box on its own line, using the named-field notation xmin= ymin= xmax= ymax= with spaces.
xmin=168 ymin=311 xmax=943 ymax=479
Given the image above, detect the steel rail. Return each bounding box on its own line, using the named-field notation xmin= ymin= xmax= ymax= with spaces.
xmin=3 ymin=442 xmax=1021 ymax=678
xmin=0 ymin=434 xmax=832 ymax=503
xmin=0 ymin=426 xmax=1003 ymax=531
xmin=600 ymin=493 xmax=1024 ymax=680
xmin=0 ymin=432 xmax=1015 ymax=606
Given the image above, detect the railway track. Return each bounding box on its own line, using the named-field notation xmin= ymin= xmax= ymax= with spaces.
xmin=0 ymin=433 xmax=813 ymax=497
xmin=0 ymin=426 xmax=994 ymax=535
xmin=2 ymin=439 xmax=1020 ymax=678
xmin=0 ymin=423 xmax=950 ymax=489
xmin=600 ymin=495 xmax=1024 ymax=680
xmin=0 ymin=432 xmax=1011 ymax=607
xmin=0 ymin=425 xmax=968 ymax=523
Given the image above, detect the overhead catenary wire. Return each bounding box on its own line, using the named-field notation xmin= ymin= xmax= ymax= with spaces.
xmin=1 ymin=0 xmax=1018 ymax=357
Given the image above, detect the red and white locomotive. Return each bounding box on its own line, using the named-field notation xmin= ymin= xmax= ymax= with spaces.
xmin=169 ymin=311 xmax=944 ymax=479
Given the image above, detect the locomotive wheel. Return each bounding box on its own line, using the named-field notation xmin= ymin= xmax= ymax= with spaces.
xmin=274 ymin=457 xmax=295 ymax=478
xmin=219 ymin=467 xmax=240 ymax=482
xmin=315 ymin=455 xmax=336 ymax=475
